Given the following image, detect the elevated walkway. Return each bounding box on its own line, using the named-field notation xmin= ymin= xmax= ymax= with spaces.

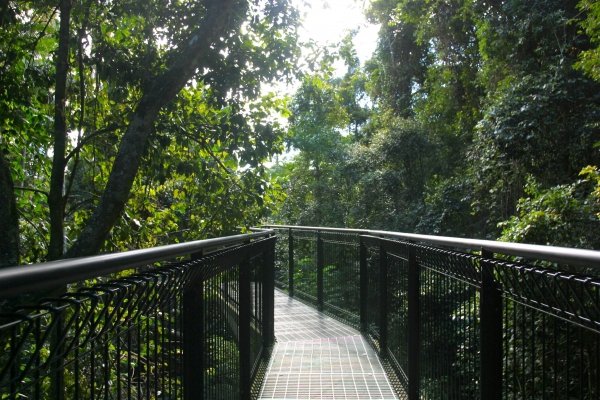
xmin=259 ymin=290 xmax=398 ymax=400
xmin=3 ymin=227 xmax=600 ymax=399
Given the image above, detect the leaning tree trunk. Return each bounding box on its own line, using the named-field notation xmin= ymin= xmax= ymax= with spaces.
xmin=0 ymin=151 xmax=19 ymax=268
xmin=66 ymin=0 xmax=246 ymax=257
xmin=48 ymin=0 xmax=71 ymax=260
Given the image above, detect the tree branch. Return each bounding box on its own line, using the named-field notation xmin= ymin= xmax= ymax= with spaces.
xmin=14 ymin=186 xmax=50 ymax=197
xmin=197 ymin=138 xmax=245 ymax=192
xmin=64 ymin=124 xmax=124 ymax=163
xmin=66 ymin=0 xmax=248 ymax=257
xmin=64 ymin=1 xmax=92 ymax=208
xmin=18 ymin=210 xmax=49 ymax=250
xmin=25 ymin=6 xmax=59 ymax=67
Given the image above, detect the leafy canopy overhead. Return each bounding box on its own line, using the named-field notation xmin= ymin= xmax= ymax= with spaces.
xmin=269 ymin=0 xmax=600 ymax=249
xmin=0 ymin=0 xmax=300 ymax=264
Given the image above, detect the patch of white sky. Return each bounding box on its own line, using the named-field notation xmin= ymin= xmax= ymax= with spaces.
xmin=264 ymin=0 xmax=380 ymax=164
xmin=263 ymin=0 xmax=379 ymax=95
xmin=298 ymin=0 xmax=379 ymax=68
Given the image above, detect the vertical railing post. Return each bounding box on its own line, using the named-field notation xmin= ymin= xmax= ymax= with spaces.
xmin=239 ymin=257 xmax=252 ymax=400
xmin=480 ymin=249 xmax=503 ymax=400
xmin=288 ymin=228 xmax=294 ymax=297
xmin=183 ymin=253 xmax=205 ymax=400
xmin=359 ymin=236 xmax=368 ymax=333
xmin=263 ymin=238 xmax=276 ymax=347
xmin=316 ymin=230 xmax=324 ymax=311
xmin=50 ymin=312 xmax=65 ymax=400
xmin=407 ymin=243 xmax=420 ymax=400
xmin=378 ymin=242 xmax=388 ymax=355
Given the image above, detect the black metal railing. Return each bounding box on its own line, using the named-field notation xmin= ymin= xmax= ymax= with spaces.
xmin=0 ymin=231 xmax=275 ymax=400
xmin=265 ymin=224 xmax=600 ymax=400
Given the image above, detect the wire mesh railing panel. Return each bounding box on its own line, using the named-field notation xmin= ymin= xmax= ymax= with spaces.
xmin=203 ymin=267 xmax=240 ymax=400
xmin=494 ymin=260 xmax=600 ymax=399
xmin=274 ymin=232 xmax=289 ymax=292
xmin=321 ymin=232 xmax=360 ymax=326
xmin=263 ymin=225 xmax=600 ymax=400
xmin=417 ymin=246 xmax=480 ymax=400
xmin=365 ymin=244 xmax=382 ymax=349
xmin=291 ymin=231 xmax=318 ymax=306
xmin=249 ymin=254 xmax=265 ymax=385
xmin=0 ymin=234 xmax=276 ymax=400
xmin=386 ymin=250 xmax=410 ymax=392
xmin=0 ymin=265 xmax=186 ymax=399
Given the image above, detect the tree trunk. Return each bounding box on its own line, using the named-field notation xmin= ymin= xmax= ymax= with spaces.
xmin=66 ymin=0 xmax=245 ymax=257
xmin=48 ymin=0 xmax=71 ymax=260
xmin=0 ymin=151 xmax=19 ymax=268
xmin=0 ymin=0 xmax=11 ymax=26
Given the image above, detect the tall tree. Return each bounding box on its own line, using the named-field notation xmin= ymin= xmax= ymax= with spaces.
xmin=48 ymin=0 xmax=71 ymax=259
xmin=67 ymin=0 xmax=248 ymax=257
xmin=366 ymin=0 xmax=428 ymax=117
xmin=275 ymin=0 xmax=600 ymax=245
xmin=0 ymin=0 xmax=299 ymax=263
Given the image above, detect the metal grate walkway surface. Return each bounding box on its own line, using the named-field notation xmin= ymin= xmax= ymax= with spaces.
xmin=258 ymin=290 xmax=398 ymax=400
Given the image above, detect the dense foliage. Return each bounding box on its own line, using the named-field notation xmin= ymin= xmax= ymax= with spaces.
xmin=271 ymin=0 xmax=600 ymax=249
xmin=2 ymin=0 xmax=600 ymax=267
xmin=269 ymin=5 xmax=600 ymax=395
xmin=0 ymin=0 xmax=299 ymax=265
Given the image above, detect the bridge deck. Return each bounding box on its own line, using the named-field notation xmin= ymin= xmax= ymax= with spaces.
xmin=258 ymin=290 xmax=398 ymax=400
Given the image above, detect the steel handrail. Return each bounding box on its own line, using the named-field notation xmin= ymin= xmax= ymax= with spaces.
xmin=0 ymin=230 xmax=274 ymax=297
xmin=262 ymin=224 xmax=600 ymax=268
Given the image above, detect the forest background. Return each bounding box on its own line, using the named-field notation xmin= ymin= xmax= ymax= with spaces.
xmin=1 ymin=0 xmax=599 ymax=267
